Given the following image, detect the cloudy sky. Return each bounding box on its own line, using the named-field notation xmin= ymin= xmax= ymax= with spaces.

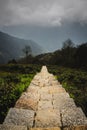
xmin=0 ymin=0 xmax=87 ymax=52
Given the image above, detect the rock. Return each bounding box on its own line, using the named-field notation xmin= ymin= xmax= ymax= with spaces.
xmin=39 ymin=87 xmax=50 ymax=94
xmin=53 ymin=93 xmax=70 ymax=100
xmin=27 ymin=85 xmax=40 ymax=93
xmin=15 ymin=98 xmax=38 ymax=110
xmin=53 ymin=98 xmax=76 ymax=110
xmin=49 ymin=87 xmax=66 ymax=94
xmin=0 ymin=124 xmax=27 ymax=130
xmin=30 ymin=127 xmax=61 ymax=130
xmin=41 ymin=66 xmax=48 ymax=74
xmin=35 ymin=109 xmax=61 ymax=127
xmin=40 ymin=93 xmax=52 ymax=101
xmin=19 ymin=92 xmax=40 ymax=101
xmin=61 ymin=107 xmax=87 ymax=126
xmin=50 ymin=80 xmax=59 ymax=86
xmin=63 ymin=125 xmax=87 ymax=130
xmin=38 ymin=101 xmax=53 ymax=110
xmin=4 ymin=108 xmax=35 ymax=127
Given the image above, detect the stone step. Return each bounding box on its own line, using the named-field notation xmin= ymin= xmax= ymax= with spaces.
xmin=61 ymin=107 xmax=87 ymax=126
xmin=0 ymin=124 xmax=27 ymax=130
xmin=38 ymin=101 xmax=53 ymax=110
xmin=15 ymin=97 xmax=38 ymax=110
xmin=35 ymin=109 xmax=61 ymax=127
xmin=30 ymin=126 xmax=87 ymax=130
xmin=40 ymin=93 xmax=52 ymax=101
xmin=53 ymin=93 xmax=70 ymax=100
xmin=53 ymin=98 xmax=76 ymax=110
xmin=30 ymin=128 xmax=61 ymax=130
xmin=3 ymin=66 xmax=87 ymax=128
xmin=27 ymin=85 xmax=40 ymax=93
xmin=0 ymin=124 xmax=87 ymax=130
xmin=3 ymin=108 xmax=35 ymax=127
xmin=15 ymin=92 xmax=39 ymax=110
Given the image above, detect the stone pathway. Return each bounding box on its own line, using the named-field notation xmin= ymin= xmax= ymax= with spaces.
xmin=1 ymin=66 xmax=87 ymax=130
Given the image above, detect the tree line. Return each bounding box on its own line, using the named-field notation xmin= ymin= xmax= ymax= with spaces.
xmin=9 ymin=39 xmax=87 ymax=70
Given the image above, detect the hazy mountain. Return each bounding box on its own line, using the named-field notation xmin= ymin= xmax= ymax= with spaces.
xmin=0 ymin=31 xmax=44 ymax=63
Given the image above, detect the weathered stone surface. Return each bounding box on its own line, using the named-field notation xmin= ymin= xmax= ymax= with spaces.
xmin=51 ymin=80 xmax=59 ymax=86
xmin=38 ymin=101 xmax=53 ymax=110
xmin=35 ymin=109 xmax=61 ymax=127
xmin=30 ymin=128 xmax=61 ymax=130
xmin=53 ymin=93 xmax=70 ymax=100
xmin=33 ymin=74 xmax=41 ymax=80
xmin=27 ymin=85 xmax=40 ymax=93
xmin=40 ymin=93 xmax=52 ymax=101
xmin=48 ymin=87 xmax=66 ymax=94
xmin=0 ymin=124 xmax=27 ymax=130
xmin=53 ymin=98 xmax=76 ymax=110
xmin=39 ymin=87 xmax=50 ymax=94
xmin=15 ymin=98 xmax=38 ymax=110
xmin=4 ymin=108 xmax=35 ymax=127
xmin=19 ymin=92 xmax=39 ymax=101
xmin=30 ymin=80 xmax=40 ymax=86
xmin=61 ymin=108 xmax=87 ymax=126
xmin=63 ymin=125 xmax=87 ymax=130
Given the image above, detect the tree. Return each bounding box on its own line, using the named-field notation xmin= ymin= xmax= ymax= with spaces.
xmin=62 ymin=39 xmax=75 ymax=49
xmin=61 ymin=39 xmax=76 ymax=67
xmin=22 ymin=45 xmax=32 ymax=64
xmin=75 ymin=43 xmax=87 ymax=68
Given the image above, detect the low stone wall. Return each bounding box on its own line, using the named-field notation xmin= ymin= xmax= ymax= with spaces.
xmin=1 ymin=66 xmax=87 ymax=130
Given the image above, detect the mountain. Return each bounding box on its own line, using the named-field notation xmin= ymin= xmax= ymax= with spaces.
xmin=0 ymin=31 xmax=44 ymax=63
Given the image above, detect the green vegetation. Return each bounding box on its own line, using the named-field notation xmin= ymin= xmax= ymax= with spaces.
xmin=0 ymin=64 xmax=41 ymax=123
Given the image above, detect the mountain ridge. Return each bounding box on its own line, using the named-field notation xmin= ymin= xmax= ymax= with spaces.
xmin=0 ymin=31 xmax=45 ymax=63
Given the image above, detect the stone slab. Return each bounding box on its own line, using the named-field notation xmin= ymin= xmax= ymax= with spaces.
xmin=30 ymin=80 xmax=40 ymax=86
xmin=0 ymin=124 xmax=27 ymax=130
xmin=27 ymin=86 xmax=40 ymax=93
xmin=40 ymin=93 xmax=52 ymax=101
xmin=63 ymin=125 xmax=87 ymax=130
xmin=39 ymin=87 xmax=50 ymax=94
xmin=50 ymin=80 xmax=59 ymax=86
xmin=33 ymin=75 xmax=41 ymax=80
xmin=15 ymin=98 xmax=38 ymax=110
xmin=53 ymin=98 xmax=76 ymax=110
xmin=19 ymin=92 xmax=40 ymax=101
xmin=35 ymin=109 xmax=61 ymax=127
xmin=38 ymin=101 xmax=53 ymax=110
xmin=61 ymin=107 xmax=87 ymax=126
xmin=4 ymin=108 xmax=35 ymax=127
xmin=53 ymin=93 xmax=70 ymax=100
xmin=49 ymin=87 xmax=66 ymax=94
xmin=30 ymin=128 xmax=61 ymax=130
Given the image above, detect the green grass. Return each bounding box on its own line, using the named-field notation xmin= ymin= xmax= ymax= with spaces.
xmin=0 ymin=64 xmax=41 ymax=123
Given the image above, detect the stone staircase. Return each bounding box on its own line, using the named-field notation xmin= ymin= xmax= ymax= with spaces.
xmin=0 ymin=66 xmax=87 ymax=130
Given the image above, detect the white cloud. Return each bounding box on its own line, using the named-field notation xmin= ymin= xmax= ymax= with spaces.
xmin=0 ymin=0 xmax=87 ymax=27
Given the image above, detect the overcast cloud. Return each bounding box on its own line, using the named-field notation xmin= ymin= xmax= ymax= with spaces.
xmin=0 ymin=0 xmax=87 ymax=27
